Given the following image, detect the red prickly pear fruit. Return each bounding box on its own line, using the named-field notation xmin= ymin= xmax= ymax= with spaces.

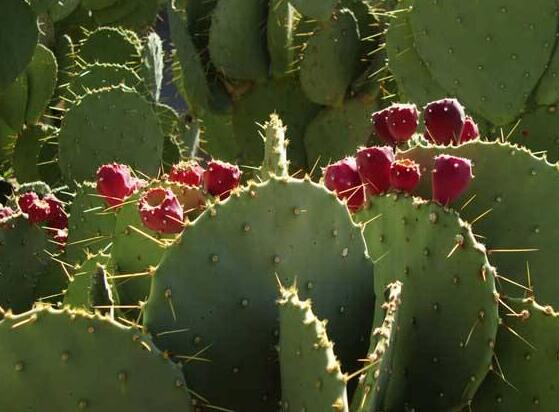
xmin=356 ymin=146 xmax=395 ymax=195
xmin=459 ymin=116 xmax=479 ymax=143
xmin=390 ymin=159 xmax=421 ymax=193
xmin=424 ymin=98 xmax=466 ymax=145
xmin=44 ymin=195 xmax=68 ymax=230
xmin=371 ymin=108 xmax=396 ymax=145
xmin=203 ymin=160 xmax=242 ymax=200
xmin=138 ymin=187 xmax=184 ymax=234
xmin=18 ymin=192 xmax=51 ymax=224
xmin=386 ymin=103 xmax=419 ymax=143
xmin=169 ymin=161 xmax=205 ymax=187
xmin=0 ymin=206 xmax=14 ymax=221
xmin=323 ymin=157 xmax=365 ymax=212
xmin=432 ymin=155 xmax=473 ymax=205
xmin=96 ymin=163 xmax=138 ymax=207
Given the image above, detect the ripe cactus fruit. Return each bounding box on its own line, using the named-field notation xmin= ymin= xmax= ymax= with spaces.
xmin=424 ymin=98 xmax=465 ymax=145
xmin=324 ymin=157 xmax=365 ymax=212
xmin=459 ymin=116 xmax=480 ymax=143
xmin=96 ymin=163 xmax=137 ymax=207
xmin=203 ymin=160 xmax=242 ymax=200
xmin=356 ymin=146 xmax=395 ymax=195
xmin=17 ymin=192 xmax=50 ymax=223
xmin=138 ymin=187 xmax=184 ymax=234
xmin=0 ymin=206 xmax=14 ymax=221
xmin=44 ymin=195 xmax=68 ymax=230
xmin=389 ymin=159 xmax=421 ymax=193
xmin=386 ymin=103 xmax=419 ymax=143
xmin=168 ymin=160 xmax=205 ymax=187
xmin=372 ymin=108 xmax=395 ymax=145
xmin=432 ymin=154 xmax=473 ymax=205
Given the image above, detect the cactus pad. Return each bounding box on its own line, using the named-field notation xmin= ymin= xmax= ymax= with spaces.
xmin=290 ymin=0 xmax=337 ymax=21
xmin=0 ymin=306 xmax=194 ymax=411
xmin=506 ymin=105 xmax=559 ymax=163
xmin=354 ymin=194 xmax=498 ymax=411
xmin=351 ymin=281 xmax=402 ymax=412
xmin=0 ymin=0 xmax=38 ymax=89
xmin=58 ymin=87 xmax=164 ymax=182
xmin=13 ymin=124 xmax=57 ymax=183
xmin=402 ymin=141 xmax=559 ymax=308
xmin=67 ymin=63 xmax=145 ymax=97
xmin=409 ymin=0 xmax=558 ymax=125
xmin=208 ymin=0 xmax=269 ymax=81
xmin=233 ymin=79 xmax=320 ymax=168
xmin=78 ymin=27 xmax=142 ymax=66
xmin=25 ymin=44 xmax=58 ymax=124
xmin=385 ymin=0 xmax=446 ymax=106
xmin=66 ymin=181 xmax=116 ymax=266
xmin=144 ymin=177 xmax=373 ymax=411
xmin=304 ymin=96 xmax=378 ymax=170
xmin=472 ymin=297 xmax=559 ymax=411
xmin=278 ymin=284 xmax=349 ymax=412
xmin=300 ymin=9 xmax=361 ymax=107
xmin=0 ymin=215 xmax=53 ymax=313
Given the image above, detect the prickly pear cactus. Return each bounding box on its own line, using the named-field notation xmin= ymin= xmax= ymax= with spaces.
xmin=401 ymin=141 xmax=559 ymax=308
xmin=169 ymin=0 xmax=386 ymax=170
xmin=278 ymin=283 xmax=349 ymax=412
xmin=144 ymin=177 xmax=374 ymax=411
xmin=354 ymin=194 xmax=498 ymax=411
xmin=0 ymin=306 xmax=194 ymax=411
xmin=472 ymin=297 xmax=559 ymax=410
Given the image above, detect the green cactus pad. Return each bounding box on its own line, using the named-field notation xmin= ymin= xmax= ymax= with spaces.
xmin=63 ymin=252 xmax=111 ymax=310
xmin=278 ymin=285 xmax=349 ymax=412
xmin=82 ymin=0 xmax=119 ymax=11
xmin=67 ymin=63 xmax=145 ymax=97
xmin=505 ymin=105 xmax=559 ymax=163
xmin=233 ymin=78 xmax=321 ymax=169
xmin=260 ymin=114 xmax=289 ymax=179
xmin=289 ymin=0 xmax=337 ymax=21
xmin=0 ymin=215 xmax=53 ymax=313
xmin=535 ymin=43 xmax=559 ymax=105
xmin=54 ymin=34 xmax=76 ymax=91
xmin=90 ymin=0 xmax=137 ymax=26
xmin=353 ymin=194 xmax=498 ymax=411
xmin=48 ymin=0 xmax=81 ymax=22
xmin=300 ymin=9 xmax=361 ymax=107
xmin=79 ymin=27 xmax=142 ymax=66
xmin=25 ymin=44 xmax=58 ymax=124
xmin=144 ymin=177 xmax=373 ymax=411
xmin=304 ymin=95 xmax=378 ymax=170
xmin=13 ymin=124 xmax=57 ymax=183
xmin=409 ymin=0 xmax=557 ymax=125
xmin=114 ymin=0 xmax=159 ymax=29
xmin=0 ymin=306 xmax=194 ymax=411
xmin=401 ymin=141 xmax=559 ymax=308
xmin=351 ymin=281 xmax=402 ymax=412
xmin=66 ymin=181 xmax=116 ymax=266
xmin=0 ymin=0 xmax=38 ymax=90
xmin=58 ymin=87 xmax=164 ymax=182
xmin=385 ymin=0 xmax=446 ymax=106
xmin=0 ymin=74 xmax=28 ymax=131
xmin=112 ymin=191 xmax=175 ymax=306
xmin=268 ymin=0 xmax=299 ymax=78
xmin=208 ymin=0 xmax=269 ymax=81
xmin=141 ymin=32 xmax=164 ymax=102
xmin=168 ymin=4 xmax=227 ymax=114
xmin=471 ymin=297 xmax=559 ymax=411
xmin=199 ymin=111 xmax=240 ymax=162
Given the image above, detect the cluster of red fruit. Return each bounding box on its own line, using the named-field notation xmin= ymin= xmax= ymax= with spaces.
xmin=96 ymin=159 xmax=241 ymax=235
xmin=372 ymin=98 xmax=479 ymax=146
xmin=324 ymin=148 xmax=473 ymax=213
xmin=0 ymin=192 xmax=68 ymax=245
xmin=324 ymin=98 xmax=477 ymax=213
